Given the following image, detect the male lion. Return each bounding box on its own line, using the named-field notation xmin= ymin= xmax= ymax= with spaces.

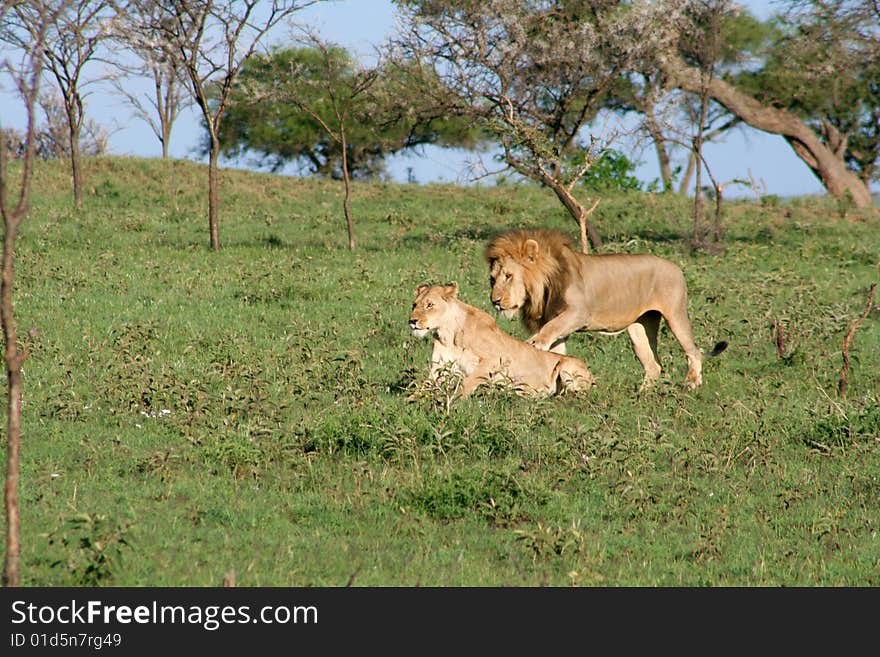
xmin=485 ymin=228 xmax=727 ymax=390
xmin=409 ymin=282 xmax=594 ymax=398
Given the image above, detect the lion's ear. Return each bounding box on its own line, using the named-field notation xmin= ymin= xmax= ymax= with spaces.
xmin=444 ymin=282 xmax=459 ymax=298
xmin=524 ymin=239 xmax=540 ymax=262
xmin=415 ymin=284 xmax=429 ymax=296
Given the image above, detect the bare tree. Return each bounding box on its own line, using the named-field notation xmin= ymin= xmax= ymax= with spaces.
xmin=0 ymin=0 xmax=72 ymax=588
xmin=676 ymin=105 xmax=739 ymax=195
xmin=680 ymin=1 xmax=731 ymax=248
xmin=5 ymin=0 xmax=116 ymax=210
xmin=239 ymin=32 xmax=381 ymax=250
xmin=37 ymin=91 xmax=110 ymax=159
xmin=303 ymin=38 xmax=379 ymax=252
xmin=394 ymin=1 xmax=671 ymax=251
xmin=1 ymin=91 xmax=109 ymax=162
xmin=152 ymin=0 xmax=319 ymax=251
xmin=109 ymin=0 xmax=192 ymax=159
xmin=640 ymin=4 xmax=766 ymax=196
xmin=611 ymin=74 xmax=691 ymax=194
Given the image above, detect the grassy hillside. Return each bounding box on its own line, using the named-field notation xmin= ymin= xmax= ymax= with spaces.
xmin=3 ymin=156 xmax=878 ymax=585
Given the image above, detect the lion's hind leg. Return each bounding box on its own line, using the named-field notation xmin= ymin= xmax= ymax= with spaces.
xmin=553 ymin=357 xmax=594 ymax=394
xmin=664 ymin=311 xmax=703 ymax=389
xmin=627 ymin=311 xmax=662 ymax=391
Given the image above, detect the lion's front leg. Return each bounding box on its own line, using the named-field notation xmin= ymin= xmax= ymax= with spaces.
xmin=527 ymin=335 xmax=567 ymax=354
xmin=408 ymin=341 xmax=461 ymax=401
xmin=460 ymin=363 xmax=494 ymax=397
xmin=407 ymin=362 xmax=462 ymax=401
xmin=526 ymin=311 xmax=586 ymax=352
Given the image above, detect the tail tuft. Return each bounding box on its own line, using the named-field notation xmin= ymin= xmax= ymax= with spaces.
xmin=706 ymin=341 xmax=728 ymax=359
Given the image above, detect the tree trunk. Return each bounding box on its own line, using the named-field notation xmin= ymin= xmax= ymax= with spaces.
xmin=155 ymin=72 xmax=170 ymax=160
xmin=693 ymin=139 xmax=704 ymax=246
xmin=541 ymin=175 xmax=602 ymax=252
xmin=1 ymin=142 xmax=28 ymax=587
xmin=692 ymin=74 xmax=712 ymax=248
xmin=340 ymin=131 xmax=356 ymax=251
xmin=2 ymin=0 xmax=54 ymax=590
xmin=679 ymin=151 xmax=696 ymax=195
xmin=64 ymin=92 xmax=84 ymax=210
xmin=70 ymin=130 xmax=82 ymax=210
xmin=645 ymin=111 xmax=674 ymax=192
xmin=1 ymin=228 xmax=24 ymax=587
xmin=208 ymin=136 xmax=220 ymax=251
xmin=663 ymin=56 xmax=874 ymax=208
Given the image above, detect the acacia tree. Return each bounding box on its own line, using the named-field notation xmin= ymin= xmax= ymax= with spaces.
xmin=5 ymin=0 xmax=115 ymax=210
xmin=152 ymin=0 xmax=318 ymax=251
xmin=655 ymin=0 xmax=877 ymax=208
xmin=395 ymin=0 xmax=672 ymax=251
xmin=109 ymin=0 xmax=193 ymax=159
xmin=734 ymin=0 xmax=880 ymax=191
xmin=218 ymin=45 xmax=484 ymax=179
xmin=610 ymin=4 xmax=768 ymax=194
xmin=0 ymin=0 xmax=71 ymax=588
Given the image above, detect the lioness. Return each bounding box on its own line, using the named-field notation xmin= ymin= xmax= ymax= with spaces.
xmin=409 ymin=282 xmax=594 ymax=397
xmin=485 ymin=228 xmax=727 ymax=390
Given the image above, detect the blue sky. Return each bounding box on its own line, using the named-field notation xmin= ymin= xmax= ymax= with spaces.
xmin=1 ymin=0 xmax=864 ymax=198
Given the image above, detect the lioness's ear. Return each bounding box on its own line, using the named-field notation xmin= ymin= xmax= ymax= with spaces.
xmin=444 ymin=282 xmax=459 ymax=298
xmin=524 ymin=239 xmax=540 ymax=262
xmin=415 ymin=284 xmax=429 ymax=296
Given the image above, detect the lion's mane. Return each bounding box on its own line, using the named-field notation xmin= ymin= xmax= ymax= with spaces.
xmin=484 ymin=228 xmax=576 ymax=332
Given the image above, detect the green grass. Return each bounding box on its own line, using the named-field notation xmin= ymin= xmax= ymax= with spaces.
xmin=3 ymin=156 xmax=879 ymax=586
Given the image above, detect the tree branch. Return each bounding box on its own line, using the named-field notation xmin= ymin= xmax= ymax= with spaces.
xmin=838 ymin=283 xmax=877 ymax=397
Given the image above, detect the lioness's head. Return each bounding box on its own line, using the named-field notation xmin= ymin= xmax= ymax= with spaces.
xmin=409 ymin=282 xmax=459 ymax=338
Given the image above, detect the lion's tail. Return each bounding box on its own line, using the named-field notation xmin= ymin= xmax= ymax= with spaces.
xmin=705 ymin=341 xmax=729 ymax=359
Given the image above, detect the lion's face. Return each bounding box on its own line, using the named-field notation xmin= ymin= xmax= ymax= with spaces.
xmin=409 ymin=283 xmax=458 ymax=338
xmin=488 ymin=257 xmax=528 ymax=320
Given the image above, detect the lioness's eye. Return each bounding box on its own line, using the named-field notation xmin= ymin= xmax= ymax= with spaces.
xmin=425 ymin=302 xmax=433 ymax=309
xmin=505 ymin=273 xmax=512 ymax=280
